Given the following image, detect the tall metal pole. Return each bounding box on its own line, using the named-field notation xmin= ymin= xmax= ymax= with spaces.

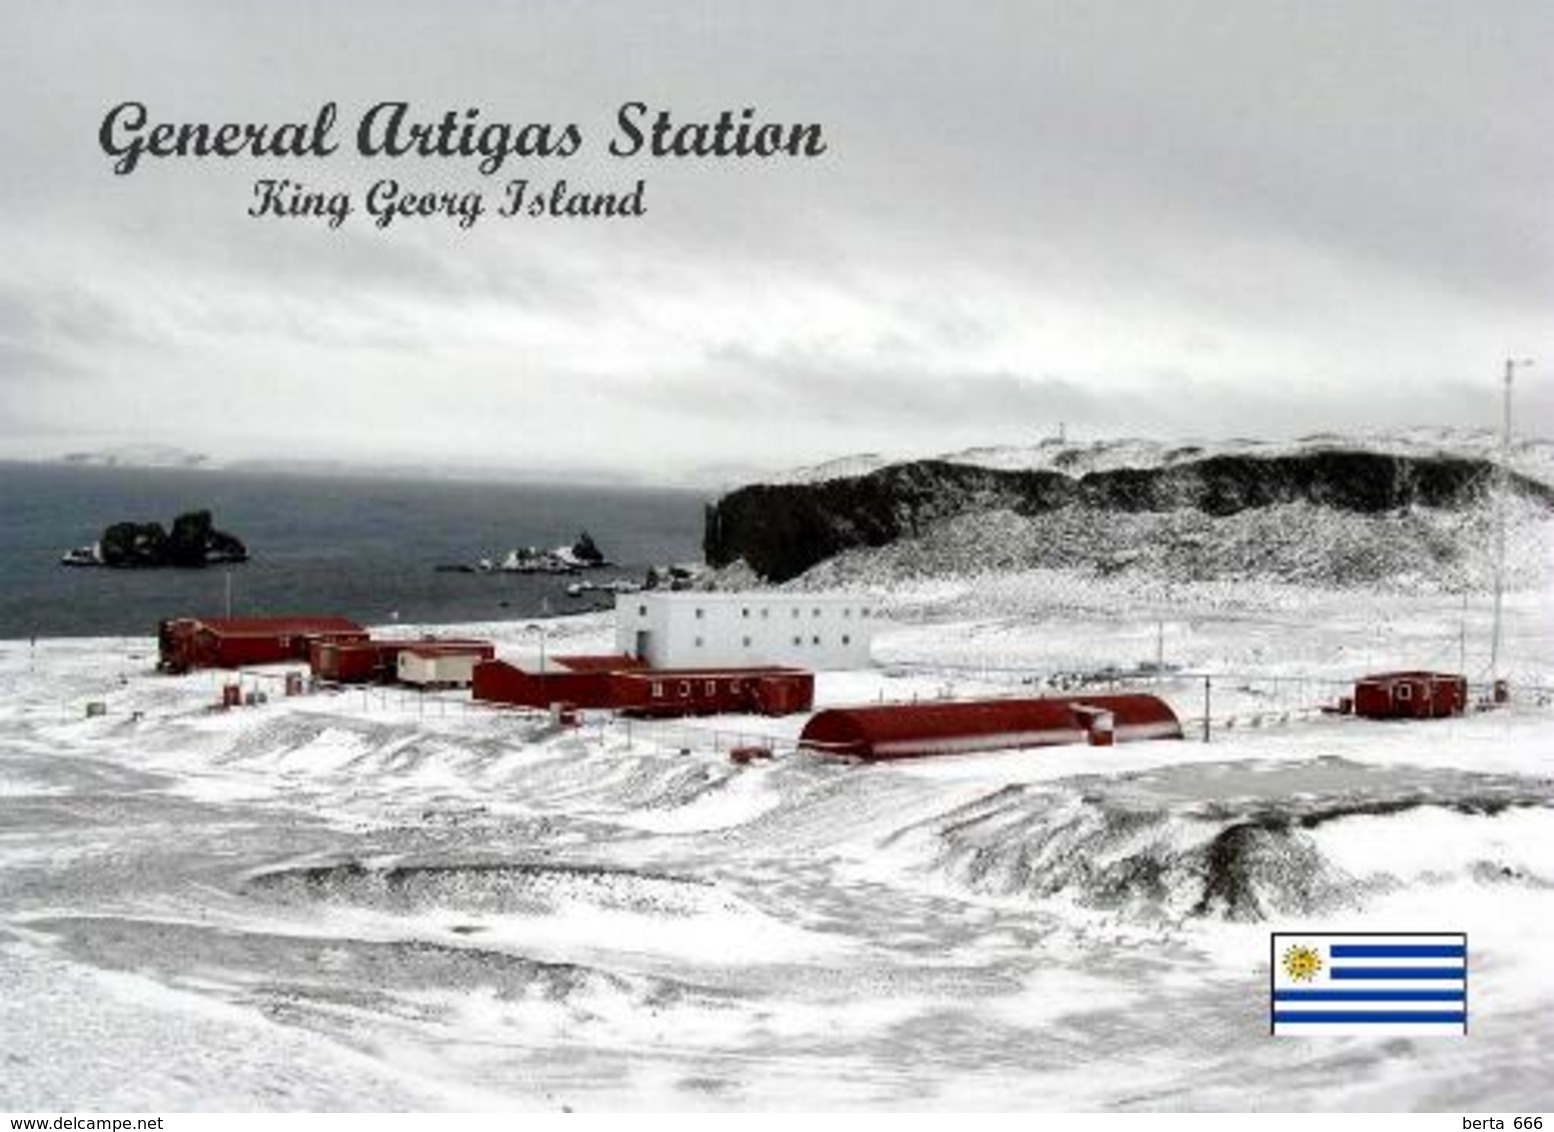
xmin=1458 ymin=593 xmax=1467 ymax=680
xmin=1490 ymin=358 xmax=1533 ymax=691
xmin=1202 ymin=675 xmax=1211 ymax=743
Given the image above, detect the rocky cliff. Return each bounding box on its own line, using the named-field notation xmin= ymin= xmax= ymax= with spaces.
xmin=704 ymin=450 xmax=1554 ymax=583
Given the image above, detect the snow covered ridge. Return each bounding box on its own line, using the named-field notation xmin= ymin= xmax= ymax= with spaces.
xmin=885 ymin=758 xmax=1554 ymax=922
xmin=795 ymin=497 xmax=1551 ymax=593
xmin=774 ymin=429 xmax=1554 ymax=486
xmin=59 ymin=443 xmax=214 ymax=469
xmin=708 ymin=441 xmax=1554 ymax=585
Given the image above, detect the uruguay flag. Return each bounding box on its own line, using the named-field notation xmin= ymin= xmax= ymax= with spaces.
xmin=1270 ymin=932 xmax=1467 ymax=1036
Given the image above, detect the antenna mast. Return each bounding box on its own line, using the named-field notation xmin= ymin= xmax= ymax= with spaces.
xmin=1489 ymin=357 xmax=1533 ymax=691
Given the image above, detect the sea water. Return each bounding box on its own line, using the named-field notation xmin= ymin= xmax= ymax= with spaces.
xmin=0 ymin=463 xmax=705 ymax=638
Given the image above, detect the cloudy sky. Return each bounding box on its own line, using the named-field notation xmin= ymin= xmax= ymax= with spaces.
xmin=2 ymin=1 xmax=1550 ymax=483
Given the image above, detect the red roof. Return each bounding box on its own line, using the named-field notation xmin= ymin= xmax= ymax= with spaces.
xmin=800 ymin=694 xmax=1182 ymax=761
xmin=399 ymin=640 xmax=495 ymax=658
xmin=612 ymin=665 xmax=809 ymax=679
xmin=194 ymin=616 xmax=365 ymax=638
xmin=1356 ymin=671 xmax=1464 ymax=684
xmin=317 ymin=639 xmax=403 ymax=654
xmin=553 ymin=654 xmax=646 ymax=672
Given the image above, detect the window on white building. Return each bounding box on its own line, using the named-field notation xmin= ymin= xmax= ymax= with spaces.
xmin=742 ymin=636 xmax=751 ymax=647
xmin=842 ymin=635 xmax=851 ymax=645
xmin=695 ymin=608 xmax=704 ymax=619
xmin=694 ymin=636 xmax=703 ymax=647
xmin=793 ymin=636 xmax=802 ymax=646
xmin=638 ymin=604 xmax=647 ymax=617
xmin=812 ymin=635 xmax=821 ymax=645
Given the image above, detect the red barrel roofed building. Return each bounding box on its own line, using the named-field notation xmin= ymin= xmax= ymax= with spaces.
xmin=798 ymin=694 xmax=1183 ymax=761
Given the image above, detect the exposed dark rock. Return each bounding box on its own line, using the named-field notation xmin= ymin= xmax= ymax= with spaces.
xmin=571 ymin=530 xmax=606 ymax=566
xmin=99 ymin=521 xmax=169 ymax=568
xmin=705 ymin=451 xmax=1553 ymax=582
xmin=95 ymin=509 xmax=247 ymax=568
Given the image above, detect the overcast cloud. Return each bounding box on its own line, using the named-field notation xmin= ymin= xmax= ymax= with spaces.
xmin=1 ymin=0 xmax=1550 ymax=482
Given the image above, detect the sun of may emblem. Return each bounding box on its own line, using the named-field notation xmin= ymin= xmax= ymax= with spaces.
xmin=1283 ymin=944 xmax=1323 ymax=982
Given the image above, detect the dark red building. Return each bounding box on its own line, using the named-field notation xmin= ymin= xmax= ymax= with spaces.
xmin=158 ymin=616 xmax=367 ymax=673
xmin=798 ymin=693 xmax=1183 ymax=761
xmin=307 ymin=638 xmax=498 ymax=684
xmin=471 ymin=658 xmax=814 ymax=717
xmin=1352 ymin=671 xmax=1466 ymax=720
xmin=309 ymin=639 xmax=408 ymax=683
xmin=609 ymin=667 xmax=815 ymax=718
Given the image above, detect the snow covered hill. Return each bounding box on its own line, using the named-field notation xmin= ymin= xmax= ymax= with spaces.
xmin=708 ymin=431 xmax=1554 ymax=590
xmin=778 ymin=428 xmax=1554 ymax=486
xmin=2 ymin=583 xmax=1551 ymax=1109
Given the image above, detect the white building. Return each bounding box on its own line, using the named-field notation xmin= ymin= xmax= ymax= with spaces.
xmin=616 ymin=592 xmax=877 ymax=670
xmin=395 ymin=645 xmax=491 ymax=688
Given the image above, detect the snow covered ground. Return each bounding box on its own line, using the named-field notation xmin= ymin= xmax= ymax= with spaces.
xmin=2 ymin=580 xmax=1551 ymax=1110
xmin=771 ymin=427 xmax=1554 ymax=485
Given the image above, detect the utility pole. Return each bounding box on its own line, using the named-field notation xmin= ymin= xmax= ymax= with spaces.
xmin=1458 ymin=593 xmax=1467 ymax=680
xmin=1490 ymin=357 xmax=1533 ymax=693
xmin=1202 ymin=675 xmax=1211 ymax=743
xmin=223 ymin=569 xmax=233 ymax=617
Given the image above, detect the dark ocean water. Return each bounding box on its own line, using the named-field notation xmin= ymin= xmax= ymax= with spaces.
xmin=0 ymin=463 xmax=707 ymax=638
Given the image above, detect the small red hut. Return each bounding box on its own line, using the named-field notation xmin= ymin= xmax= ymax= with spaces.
xmin=1352 ymin=671 xmax=1466 ymax=720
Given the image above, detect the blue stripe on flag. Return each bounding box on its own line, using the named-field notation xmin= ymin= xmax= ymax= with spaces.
xmin=1273 ymin=1011 xmax=1465 ymax=1024
xmin=1329 ymin=944 xmax=1465 ymax=958
xmin=1329 ymin=966 xmax=1464 ymax=980
xmin=1274 ymin=989 xmax=1464 ymax=1002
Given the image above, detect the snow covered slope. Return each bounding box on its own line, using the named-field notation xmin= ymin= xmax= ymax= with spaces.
xmin=709 ymin=431 xmax=1554 ymax=587
xmin=2 ymin=577 xmax=1551 ymax=1109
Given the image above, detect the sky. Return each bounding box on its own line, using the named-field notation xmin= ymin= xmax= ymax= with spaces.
xmin=1 ymin=1 xmax=1550 ymax=484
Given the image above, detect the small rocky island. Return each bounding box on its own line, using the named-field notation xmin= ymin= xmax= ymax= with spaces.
xmin=61 ymin=509 xmax=248 ymax=568
xmin=435 ymin=530 xmax=611 ymax=575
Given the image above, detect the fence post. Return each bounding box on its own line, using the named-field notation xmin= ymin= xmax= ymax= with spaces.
xmin=1202 ymin=675 xmax=1212 ymax=743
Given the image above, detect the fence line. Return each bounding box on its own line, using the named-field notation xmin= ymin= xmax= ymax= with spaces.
xmin=38 ymin=658 xmax=1554 ymax=762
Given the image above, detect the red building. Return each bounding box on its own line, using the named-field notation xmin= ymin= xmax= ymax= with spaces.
xmin=158 ymin=616 xmax=367 ymax=673
xmin=471 ymin=658 xmax=814 ymax=717
xmin=1352 ymin=671 xmax=1466 ymax=720
xmin=306 ymin=638 xmax=495 ymax=684
xmin=309 ymin=639 xmax=407 ymax=683
xmin=610 ymin=667 xmax=814 ymax=717
xmin=798 ymin=694 xmax=1183 ymax=761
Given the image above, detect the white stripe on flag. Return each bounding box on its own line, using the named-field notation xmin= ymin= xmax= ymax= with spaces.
xmin=1270 ymin=932 xmax=1467 ymax=1036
